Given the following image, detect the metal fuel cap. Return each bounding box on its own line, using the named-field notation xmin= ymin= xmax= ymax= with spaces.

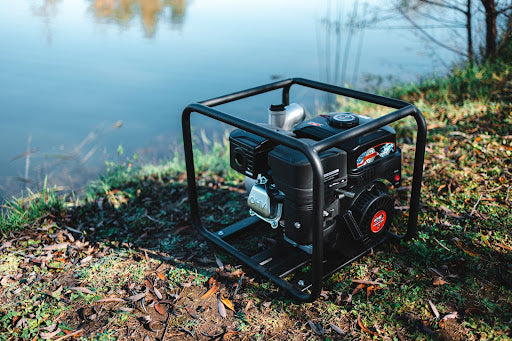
xmin=329 ymin=112 xmax=359 ymax=128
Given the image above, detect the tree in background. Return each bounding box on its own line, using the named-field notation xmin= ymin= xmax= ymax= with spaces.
xmin=394 ymin=0 xmax=512 ymax=62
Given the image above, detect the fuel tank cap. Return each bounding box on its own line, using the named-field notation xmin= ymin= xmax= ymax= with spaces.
xmin=329 ymin=112 xmax=359 ymax=128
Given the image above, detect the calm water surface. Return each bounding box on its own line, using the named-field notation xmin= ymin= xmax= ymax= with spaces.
xmin=0 ymin=0 xmax=455 ymax=200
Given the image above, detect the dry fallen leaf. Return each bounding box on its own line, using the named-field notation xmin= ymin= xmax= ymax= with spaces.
xmin=40 ymin=328 xmax=62 ymax=339
xmin=14 ymin=317 xmax=27 ymax=329
xmin=156 ymin=272 xmax=166 ymax=281
xmin=223 ymin=331 xmax=239 ymax=340
xmin=208 ymin=276 xmax=215 ymax=286
xmin=215 ymin=254 xmax=225 ymax=271
xmin=218 ymin=297 xmax=227 ymax=318
xmin=154 ymin=302 xmax=166 ymax=315
xmin=40 ymin=324 xmax=57 ymax=332
xmin=496 ymin=243 xmax=512 ymax=251
xmin=328 ymin=322 xmax=345 ymax=335
xmin=366 ymin=285 xmax=381 ymax=299
xmin=453 ymin=238 xmax=479 ymax=257
xmin=221 ymin=297 xmax=235 ymax=312
xmin=244 ymin=300 xmax=253 ymax=314
xmin=80 ymin=255 xmax=93 ymax=265
xmin=144 ymin=280 xmax=154 ymax=291
xmin=442 ymin=312 xmax=459 ymax=320
xmin=153 ymin=287 xmax=163 ymax=300
xmin=352 ymin=283 xmax=366 ymax=296
xmin=51 ymin=286 xmax=63 ymax=296
xmin=126 ymin=292 xmax=147 ymax=302
xmin=69 ymin=287 xmax=94 ymax=295
xmin=433 ymin=277 xmax=449 ymax=285
xmin=42 ymin=243 xmax=68 ymax=251
xmin=428 ymin=299 xmax=440 ymax=319
xmin=307 ymin=320 xmax=324 ymax=336
xmin=200 ymin=282 xmax=219 ymax=299
xmin=96 ymin=297 xmax=126 ymax=303
xmin=357 ymin=314 xmax=378 ymax=336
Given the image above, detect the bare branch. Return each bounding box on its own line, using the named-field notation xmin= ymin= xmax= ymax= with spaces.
xmin=419 ymin=0 xmax=468 ymax=14
xmin=421 ymin=11 xmax=466 ymax=25
xmin=496 ymin=5 xmax=512 ymax=14
xmin=399 ymin=8 xmax=469 ymax=57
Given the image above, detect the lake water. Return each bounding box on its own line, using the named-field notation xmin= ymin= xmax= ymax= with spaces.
xmin=0 ymin=0 xmax=456 ymax=200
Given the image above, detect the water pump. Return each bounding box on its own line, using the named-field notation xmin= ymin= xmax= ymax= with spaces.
xmin=182 ymin=78 xmax=426 ymax=301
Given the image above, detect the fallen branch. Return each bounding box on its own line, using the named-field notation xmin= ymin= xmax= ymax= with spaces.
xmin=433 ymin=238 xmax=452 ymax=252
xmin=352 ymin=279 xmax=384 ymax=286
xmin=469 ymin=194 xmax=483 ymax=217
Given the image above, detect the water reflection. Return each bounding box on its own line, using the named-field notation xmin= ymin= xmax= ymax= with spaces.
xmin=89 ymin=0 xmax=188 ymax=37
xmin=0 ymin=0 xmax=456 ymax=202
xmin=30 ymin=0 xmax=62 ymax=45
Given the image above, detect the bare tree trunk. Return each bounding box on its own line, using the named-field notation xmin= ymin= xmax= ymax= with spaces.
xmin=467 ymin=0 xmax=474 ymax=63
xmin=481 ymin=0 xmax=497 ymax=59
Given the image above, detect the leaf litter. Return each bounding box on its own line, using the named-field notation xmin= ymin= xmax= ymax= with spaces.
xmin=2 ymin=100 xmax=512 ymax=340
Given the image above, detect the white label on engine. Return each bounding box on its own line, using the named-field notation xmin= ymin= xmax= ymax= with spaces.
xmin=324 ymin=169 xmax=340 ymax=182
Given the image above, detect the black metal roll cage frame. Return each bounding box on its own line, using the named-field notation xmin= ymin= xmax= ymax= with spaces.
xmin=182 ymin=78 xmax=427 ymax=302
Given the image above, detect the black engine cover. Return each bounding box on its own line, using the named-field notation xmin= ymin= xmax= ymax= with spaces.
xmin=268 ymin=139 xmax=347 ymax=245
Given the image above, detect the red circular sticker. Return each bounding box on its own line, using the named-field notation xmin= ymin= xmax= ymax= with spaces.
xmin=371 ymin=210 xmax=387 ymax=233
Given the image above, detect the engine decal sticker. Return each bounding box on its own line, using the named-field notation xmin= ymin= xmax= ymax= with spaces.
xmin=308 ymin=121 xmax=322 ymax=127
xmin=371 ymin=210 xmax=387 ymax=233
xmin=356 ymin=142 xmax=395 ymax=168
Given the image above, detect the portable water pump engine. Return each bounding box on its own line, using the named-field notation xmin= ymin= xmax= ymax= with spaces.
xmin=182 ymin=78 xmax=426 ymax=301
xmin=229 ymin=105 xmax=401 ymax=252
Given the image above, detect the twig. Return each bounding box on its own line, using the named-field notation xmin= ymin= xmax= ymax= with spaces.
xmin=485 ymin=185 xmax=502 ymax=192
xmin=55 ymin=329 xmax=83 ymax=341
xmin=428 ymin=267 xmax=444 ymax=277
xmin=64 ymin=225 xmax=83 ymax=234
xmin=469 ymin=194 xmax=483 ymax=217
xmin=145 ymin=214 xmax=165 ymax=226
xmin=506 ymin=186 xmax=512 ymax=207
xmin=433 ymin=238 xmax=451 ymax=252
xmin=160 ymin=312 xmax=171 ymax=341
xmin=352 ymin=279 xmax=384 ymax=286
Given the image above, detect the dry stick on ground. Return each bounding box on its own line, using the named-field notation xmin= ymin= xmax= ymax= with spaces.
xmin=55 ymin=329 xmax=84 ymax=341
xmin=433 ymin=238 xmax=452 ymax=252
xmin=352 ymin=279 xmax=384 ymax=286
xmin=469 ymin=194 xmax=483 ymax=217
xmin=465 ymin=194 xmax=484 ymax=232
xmin=160 ymin=312 xmax=171 ymax=341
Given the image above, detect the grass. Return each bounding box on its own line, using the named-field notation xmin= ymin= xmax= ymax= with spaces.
xmin=384 ymin=41 xmax=512 ymax=106
xmin=0 ymin=48 xmax=512 ymax=339
xmin=0 ymin=178 xmax=65 ymax=237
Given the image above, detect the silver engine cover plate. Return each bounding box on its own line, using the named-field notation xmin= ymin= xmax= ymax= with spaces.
xmin=248 ymin=183 xmax=271 ymax=218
